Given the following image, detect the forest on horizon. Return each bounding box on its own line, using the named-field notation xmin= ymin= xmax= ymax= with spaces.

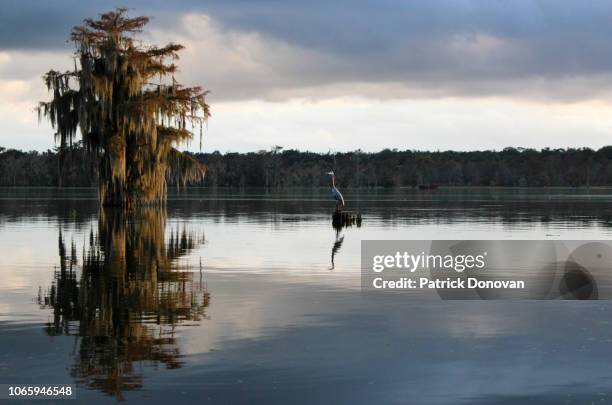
xmin=1 ymin=144 xmax=611 ymax=188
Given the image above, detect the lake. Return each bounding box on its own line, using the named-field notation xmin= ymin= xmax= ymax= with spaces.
xmin=1 ymin=187 xmax=612 ymax=404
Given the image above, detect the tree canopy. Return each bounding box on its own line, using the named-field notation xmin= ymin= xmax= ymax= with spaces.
xmin=38 ymin=7 xmax=210 ymax=208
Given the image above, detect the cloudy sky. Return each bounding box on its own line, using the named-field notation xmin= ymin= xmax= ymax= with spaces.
xmin=3 ymin=0 xmax=612 ymax=152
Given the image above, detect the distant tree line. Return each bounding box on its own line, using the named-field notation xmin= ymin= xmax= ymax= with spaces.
xmin=2 ymin=144 xmax=612 ymax=188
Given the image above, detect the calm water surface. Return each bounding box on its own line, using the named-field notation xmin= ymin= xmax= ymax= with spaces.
xmin=2 ymin=187 xmax=612 ymax=404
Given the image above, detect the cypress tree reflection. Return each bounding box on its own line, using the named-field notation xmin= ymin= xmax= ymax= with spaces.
xmin=38 ymin=208 xmax=209 ymax=399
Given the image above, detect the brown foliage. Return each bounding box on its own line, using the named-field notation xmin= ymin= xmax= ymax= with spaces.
xmin=38 ymin=7 xmax=210 ymax=208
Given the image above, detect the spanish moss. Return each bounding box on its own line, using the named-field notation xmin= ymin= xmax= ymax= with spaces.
xmin=38 ymin=7 xmax=210 ymax=208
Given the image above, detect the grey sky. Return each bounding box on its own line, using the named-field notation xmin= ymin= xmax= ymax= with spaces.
xmin=2 ymin=0 xmax=612 ymax=152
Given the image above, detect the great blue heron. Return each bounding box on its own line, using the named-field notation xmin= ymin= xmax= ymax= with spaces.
xmin=327 ymin=171 xmax=345 ymax=210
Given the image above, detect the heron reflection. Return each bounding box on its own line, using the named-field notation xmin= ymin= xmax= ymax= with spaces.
xmin=330 ymin=230 xmax=345 ymax=270
xmin=329 ymin=205 xmax=361 ymax=270
xmin=38 ymin=208 xmax=209 ymax=399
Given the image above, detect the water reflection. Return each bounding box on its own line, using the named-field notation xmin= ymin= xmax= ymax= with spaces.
xmin=6 ymin=187 xmax=612 ymax=231
xmin=3 ymin=189 xmax=612 ymax=403
xmin=330 ymin=230 xmax=345 ymax=270
xmin=37 ymin=208 xmax=209 ymax=399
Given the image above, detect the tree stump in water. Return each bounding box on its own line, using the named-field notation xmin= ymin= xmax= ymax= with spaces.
xmin=332 ymin=211 xmax=362 ymax=229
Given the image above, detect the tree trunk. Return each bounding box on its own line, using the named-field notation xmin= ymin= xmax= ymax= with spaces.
xmin=101 ymin=176 xmax=126 ymax=208
xmin=99 ymin=146 xmax=128 ymax=208
xmin=99 ymin=146 xmax=168 ymax=209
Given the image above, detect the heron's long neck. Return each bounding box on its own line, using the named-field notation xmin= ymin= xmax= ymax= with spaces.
xmin=332 ymin=175 xmax=335 ymax=187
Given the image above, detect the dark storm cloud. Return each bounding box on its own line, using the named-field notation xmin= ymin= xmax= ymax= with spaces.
xmin=3 ymin=0 xmax=612 ymax=100
xmin=0 ymin=1 xmax=92 ymax=50
xmin=199 ymin=0 xmax=612 ymax=79
xmin=0 ymin=0 xmax=184 ymax=50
